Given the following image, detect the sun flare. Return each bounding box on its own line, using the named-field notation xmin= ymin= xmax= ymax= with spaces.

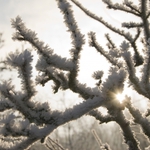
xmin=116 ymin=93 xmax=125 ymax=103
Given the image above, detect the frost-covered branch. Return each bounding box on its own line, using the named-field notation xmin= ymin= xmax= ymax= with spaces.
xmin=125 ymin=97 xmax=150 ymax=140
xmin=70 ymin=0 xmax=134 ymax=42
xmin=105 ymin=33 xmax=117 ymax=49
xmin=11 ymin=17 xmax=73 ymax=71
xmin=1 ymin=0 xmax=150 ymax=149
xmin=114 ymin=110 xmax=140 ymax=150
xmin=0 ymin=99 xmax=14 ymax=112
xmin=0 ymin=94 xmax=105 ymax=150
xmin=122 ymin=22 xmax=143 ymax=29
xmin=140 ymin=0 xmax=150 ymax=40
xmin=88 ymin=109 xmax=115 ymax=124
xmin=88 ymin=32 xmax=122 ymax=68
xmin=56 ymin=0 xmax=85 ymax=95
xmin=70 ymin=0 xmax=144 ymax=68
xmin=120 ymin=41 xmax=148 ymax=98
xmin=102 ymin=0 xmax=140 ymax=17
xmin=6 ymin=50 xmax=35 ymax=98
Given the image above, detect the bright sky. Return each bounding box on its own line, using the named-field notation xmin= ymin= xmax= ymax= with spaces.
xmin=1 ymin=0 xmax=147 ymax=110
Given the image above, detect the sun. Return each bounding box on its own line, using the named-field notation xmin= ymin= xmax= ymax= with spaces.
xmin=115 ymin=83 xmax=133 ymax=103
xmin=116 ymin=93 xmax=125 ymax=103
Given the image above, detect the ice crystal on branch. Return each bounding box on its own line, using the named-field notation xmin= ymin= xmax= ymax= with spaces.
xmin=120 ymin=41 xmax=130 ymax=51
xmin=92 ymin=71 xmax=103 ymax=80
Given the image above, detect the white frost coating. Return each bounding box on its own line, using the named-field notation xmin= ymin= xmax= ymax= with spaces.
xmin=49 ymin=54 xmax=74 ymax=70
xmin=7 ymin=49 xmax=33 ymax=67
xmin=1 ymin=0 xmax=150 ymax=149
xmin=11 ymin=16 xmax=73 ymax=72
xmin=120 ymin=41 xmax=130 ymax=51
xmin=57 ymin=95 xmax=104 ymax=125
xmin=121 ymin=51 xmax=131 ymax=60
xmin=9 ymin=119 xmax=27 ymax=133
xmin=28 ymin=123 xmax=40 ymax=136
xmin=58 ymin=1 xmax=70 ymax=11
xmin=11 ymin=16 xmax=24 ymax=29
xmin=101 ymin=68 xmax=126 ymax=98
xmin=0 ymin=81 xmax=14 ymax=93
xmin=123 ymin=0 xmax=132 ymax=5
xmin=92 ymin=71 xmax=104 ymax=80
xmin=108 ymin=48 xmax=120 ymax=58
xmin=56 ymin=0 xmax=85 ymax=59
